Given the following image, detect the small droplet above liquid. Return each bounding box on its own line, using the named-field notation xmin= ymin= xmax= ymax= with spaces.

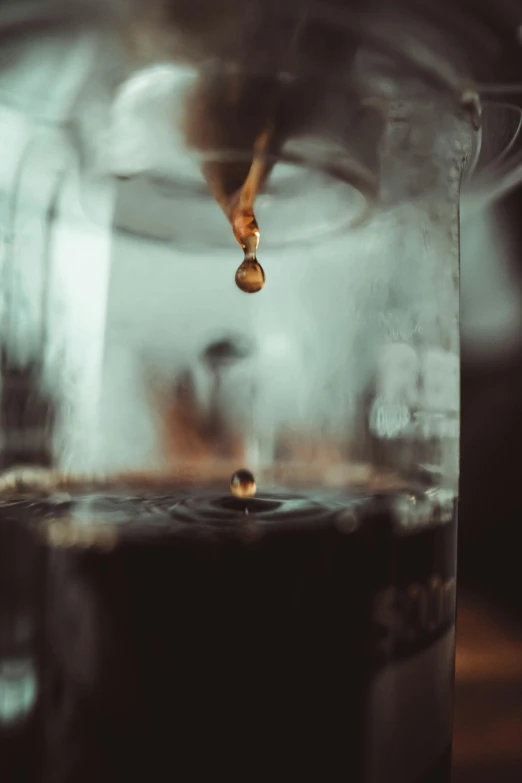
xmin=230 ymin=469 xmax=257 ymax=499
xmin=235 ymin=257 xmax=265 ymax=294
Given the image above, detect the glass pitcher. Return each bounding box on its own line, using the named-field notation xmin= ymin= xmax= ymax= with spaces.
xmin=1 ymin=2 xmax=521 ymax=782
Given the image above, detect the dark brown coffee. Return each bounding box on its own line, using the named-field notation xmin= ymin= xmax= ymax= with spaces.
xmin=0 ymin=486 xmax=456 ymax=783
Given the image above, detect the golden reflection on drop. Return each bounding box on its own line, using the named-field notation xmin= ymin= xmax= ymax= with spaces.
xmin=230 ymin=469 xmax=257 ymax=498
xmin=235 ymin=257 xmax=265 ymax=294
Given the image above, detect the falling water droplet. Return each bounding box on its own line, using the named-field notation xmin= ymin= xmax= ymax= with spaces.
xmin=235 ymin=257 xmax=266 ymax=294
xmin=230 ymin=469 xmax=257 ymax=498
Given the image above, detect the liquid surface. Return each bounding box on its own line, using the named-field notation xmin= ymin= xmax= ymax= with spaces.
xmin=0 ymin=485 xmax=456 ymax=783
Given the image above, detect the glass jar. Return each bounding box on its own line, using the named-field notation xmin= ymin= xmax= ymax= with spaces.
xmin=1 ymin=3 xmax=522 ymax=783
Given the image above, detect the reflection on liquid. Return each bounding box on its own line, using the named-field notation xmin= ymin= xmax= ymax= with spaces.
xmin=0 ymin=657 xmax=37 ymax=727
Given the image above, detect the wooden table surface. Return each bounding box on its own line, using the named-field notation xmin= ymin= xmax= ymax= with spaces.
xmin=453 ymin=590 xmax=522 ymax=782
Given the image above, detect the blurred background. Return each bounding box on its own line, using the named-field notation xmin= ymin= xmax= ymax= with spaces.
xmin=0 ymin=1 xmax=521 ymax=781
xmin=455 ymin=187 xmax=522 ymax=783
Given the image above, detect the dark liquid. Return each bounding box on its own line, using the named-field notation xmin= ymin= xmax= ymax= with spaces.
xmin=234 ymin=257 xmax=266 ymax=294
xmin=0 ymin=486 xmax=456 ymax=782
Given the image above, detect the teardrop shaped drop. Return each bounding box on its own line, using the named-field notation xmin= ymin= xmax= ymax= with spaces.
xmin=235 ymin=257 xmax=266 ymax=294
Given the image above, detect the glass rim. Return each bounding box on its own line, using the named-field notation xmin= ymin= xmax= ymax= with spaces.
xmin=2 ymin=10 xmax=522 ymax=224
